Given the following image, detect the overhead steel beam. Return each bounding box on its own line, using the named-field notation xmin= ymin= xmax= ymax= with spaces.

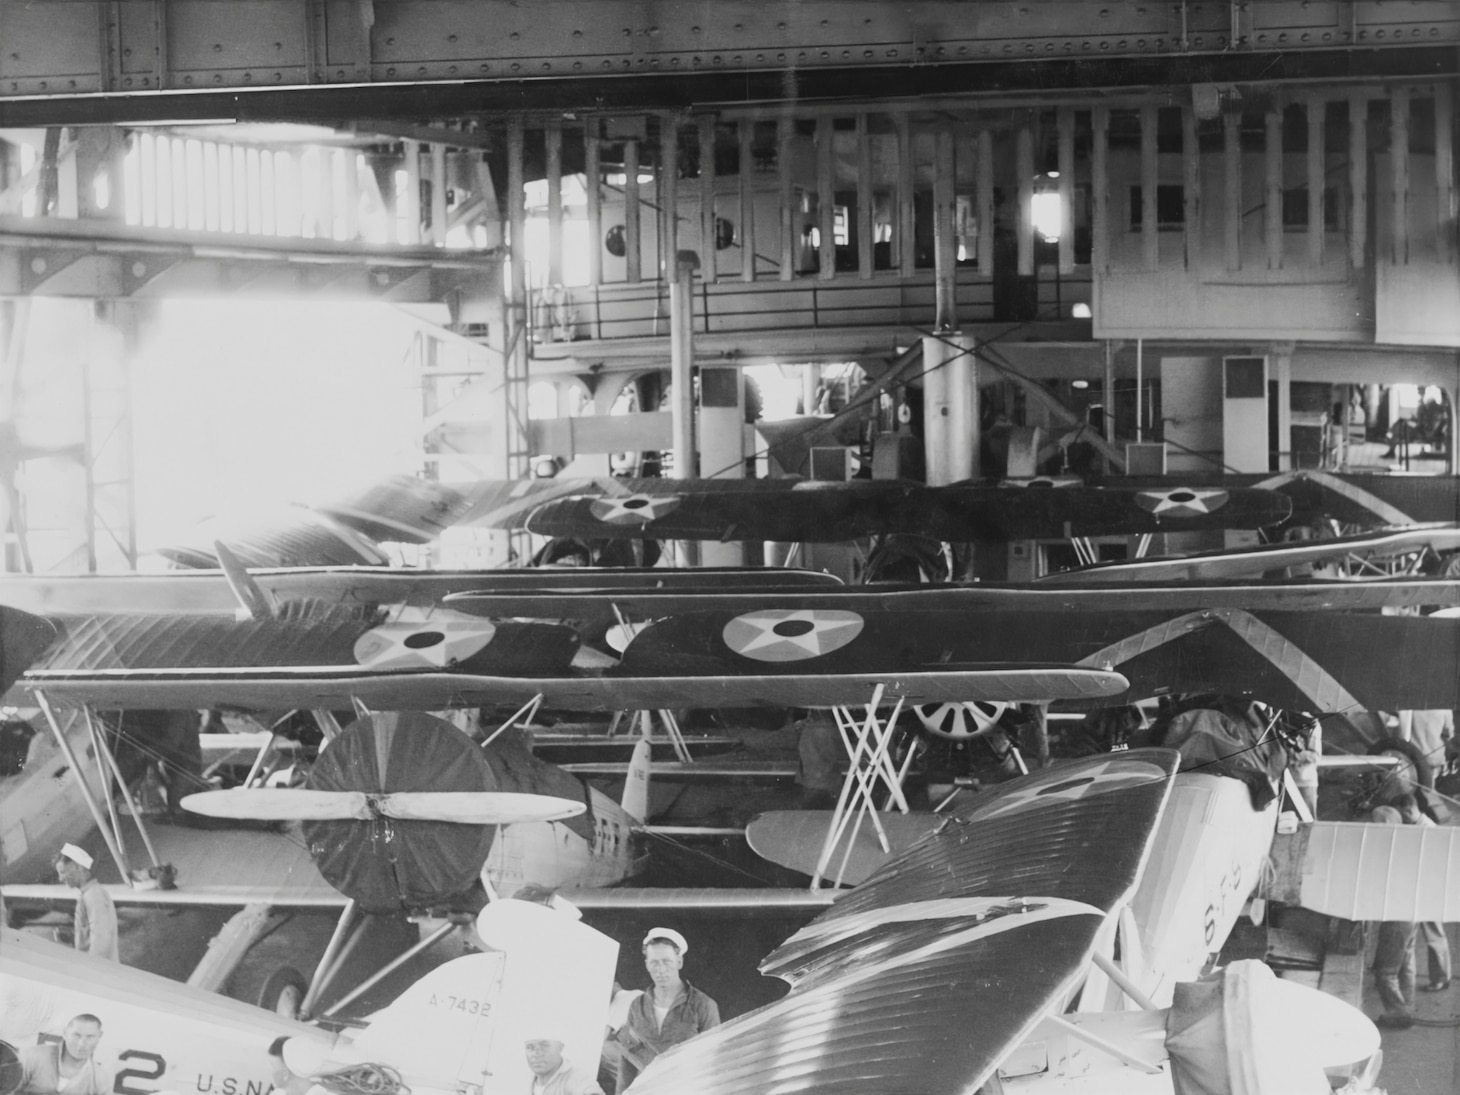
xmin=0 ymin=212 xmax=499 ymax=300
xmin=1 ymin=0 xmax=1457 ymax=124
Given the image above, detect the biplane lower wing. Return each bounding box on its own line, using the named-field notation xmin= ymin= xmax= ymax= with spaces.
xmin=626 ymin=750 xmax=1182 ymax=1095
xmin=20 ymin=665 xmax=1130 ymax=711
xmin=1035 ymin=523 xmax=1460 ymax=584
xmin=444 ymin=574 xmax=1460 ymax=624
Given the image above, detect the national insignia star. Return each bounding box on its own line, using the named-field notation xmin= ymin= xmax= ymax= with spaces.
xmin=974 ymin=759 xmax=1168 ymax=821
xmin=1136 ymin=488 xmax=1230 ymax=517
xmin=722 ymin=610 xmax=865 ymax=663
xmin=589 ymin=494 xmax=682 ymax=524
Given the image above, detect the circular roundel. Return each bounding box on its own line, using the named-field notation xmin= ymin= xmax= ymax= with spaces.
xmin=969 ymin=757 xmax=1170 ymax=823
xmin=915 ymin=700 xmax=1010 ymax=741
xmin=1135 ymin=488 xmax=1230 ymax=518
xmin=354 ymin=608 xmax=498 ymax=670
xmin=722 ymin=609 xmax=864 ymax=663
xmin=589 ymin=493 xmax=682 ymax=525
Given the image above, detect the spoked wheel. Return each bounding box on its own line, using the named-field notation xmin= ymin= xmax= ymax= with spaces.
xmin=914 ymin=701 xmax=1010 ymax=742
xmin=1364 ymin=735 xmax=1435 ymax=805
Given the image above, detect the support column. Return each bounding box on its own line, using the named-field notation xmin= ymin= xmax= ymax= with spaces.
xmin=922 ymin=333 xmax=979 ymax=486
xmin=585 ymin=118 xmax=602 ymax=285
xmin=624 ymin=138 xmax=642 ymax=283
xmin=932 ymin=127 xmax=958 ymax=331
xmin=505 ymin=121 xmax=531 ymax=484
xmin=699 ymin=364 xmax=745 ymax=567
xmin=545 ymin=118 xmax=563 ymax=284
xmin=737 ymin=118 xmax=755 ymax=282
xmin=1273 ymin=343 xmax=1294 ymax=471
xmin=669 ymin=252 xmax=700 ymax=478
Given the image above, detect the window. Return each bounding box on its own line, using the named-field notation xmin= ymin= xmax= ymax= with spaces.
xmin=1128 ymin=184 xmax=1185 ymax=231
xmin=1281 ymin=186 xmax=1340 ymax=231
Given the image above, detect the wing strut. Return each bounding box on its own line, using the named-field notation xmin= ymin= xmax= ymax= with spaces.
xmin=32 ymin=693 xmax=169 ymax=884
xmin=317 ymin=915 xmax=465 ymax=1020
xmin=810 ymin=684 xmax=918 ymax=889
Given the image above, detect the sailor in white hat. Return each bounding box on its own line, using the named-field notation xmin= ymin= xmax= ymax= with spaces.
xmin=614 ymin=928 xmax=720 ymax=1091
xmin=521 ymin=1026 xmax=603 ymax=1095
xmin=54 ymin=843 xmax=118 ymax=961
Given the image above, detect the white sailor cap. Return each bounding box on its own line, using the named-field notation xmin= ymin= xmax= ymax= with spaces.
xmin=643 ymin=927 xmax=688 ymax=955
xmin=59 ymin=844 xmax=94 ymax=870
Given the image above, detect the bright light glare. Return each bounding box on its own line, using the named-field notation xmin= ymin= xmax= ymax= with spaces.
xmin=1031 ymin=192 xmax=1062 ymax=243
xmin=130 ymin=300 xmax=428 ymax=549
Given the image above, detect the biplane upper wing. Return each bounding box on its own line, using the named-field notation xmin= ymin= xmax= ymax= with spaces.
xmin=8 ymin=598 xmax=1128 ymax=710
xmin=605 ymin=601 xmax=1460 ymax=712
xmin=0 ymin=564 xmax=840 ymax=616
xmin=627 ymin=750 xmax=1181 ymax=1095
xmin=1115 ymin=470 xmax=1460 ymax=528
xmin=499 ymin=477 xmax=1293 ymax=543
xmin=1 ymin=605 xmax=56 ymax=694
xmin=1036 ymin=523 xmax=1460 ymax=584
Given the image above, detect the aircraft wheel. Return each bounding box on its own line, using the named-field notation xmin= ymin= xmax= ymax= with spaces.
xmin=232 ymin=965 xmax=308 ymax=1018
xmin=1 ymin=1041 xmax=24 ymax=1095
xmin=1364 ymin=735 xmax=1435 ymax=803
xmin=915 ymin=701 xmax=1009 ymax=741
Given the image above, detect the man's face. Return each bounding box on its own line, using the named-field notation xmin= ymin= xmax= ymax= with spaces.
xmin=62 ymin=1021 xmax=102 ymax=1061
xmin=523 ymin=1040 xmax=563 ymax=1077
xmin=644 ymin=942 xmax=682 ymax=988
xmin=55 ymin=860 xmax=84 ymax=888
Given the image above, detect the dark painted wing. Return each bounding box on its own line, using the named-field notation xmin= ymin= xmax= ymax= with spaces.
xmin=0 ymin=606 xmax=57 ymax=693
xmin=315 ymin=475 xmax=477 ymax=544
xmin=1035 ymin=523 xmax=1460 ymax=583
xmin=514 ymin=481 xmax=1291 ymax=543
xmin=897 ymin=483 xmax=1293 ymax=540
xmin=629 ymin=750 xmax=1181 ymax=1095
xmin=617 ymin=605 xmax=1460 ymax=712
xmin=521 ymin=481 xmax=904 ymax=543
xmin=157 ymin=508 xmax=389 ymax=568
xmin=1116 ymin=471 xmax=1460 ymax=528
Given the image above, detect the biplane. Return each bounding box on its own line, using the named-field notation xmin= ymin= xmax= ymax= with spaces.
xmin=0 ymin=563 xmax=1123 ymax=1020
xmin=0 ymin=896 xmax=619 ymax=1095
xmin=446 ymin=573 xmax=1460 ymax=713
xmin=617 ymin=750 xmax=1421 ymax=1095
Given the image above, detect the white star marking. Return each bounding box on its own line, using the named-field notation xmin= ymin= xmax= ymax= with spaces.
xmin=589 ymin=493 xmax=682 ymax=524
xmin=353 ymin=608 xmax=497 ymax=669
xmin=1136 ymin=488 xmax=1230 ymax=517
xmin=970 ymin=758 xmax=1169 ymax=822
xmin=722 ymin=610 xmax=865 ymax=663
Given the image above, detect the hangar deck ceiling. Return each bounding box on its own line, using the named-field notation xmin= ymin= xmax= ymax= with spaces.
xmin=0 ymin=1 xmax=1457 ymax=124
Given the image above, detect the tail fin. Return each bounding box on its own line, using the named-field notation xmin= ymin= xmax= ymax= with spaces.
xmin=214 ymin=540 xmax=274 ymax=619
xmin=621 ymin=739 xmax=651 ymax=823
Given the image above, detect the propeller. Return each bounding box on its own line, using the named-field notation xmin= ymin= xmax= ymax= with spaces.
xmin=182 ymin=788 xmax=585 ymax=825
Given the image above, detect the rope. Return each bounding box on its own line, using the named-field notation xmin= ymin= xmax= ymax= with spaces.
xmin=310 ymin=1064 xmax=411 ymax=1095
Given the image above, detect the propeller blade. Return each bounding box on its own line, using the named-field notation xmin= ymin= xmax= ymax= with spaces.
xmin=182 ymin=789 xmax=370 ymax=820
xmin=377 ymin=792 xmax=587 ymax=824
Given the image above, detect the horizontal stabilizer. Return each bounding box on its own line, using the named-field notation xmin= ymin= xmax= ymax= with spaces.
xmin=183 ymin=789 xmax=586 ymax=824
xmin=746 ymin=810 xmax=943 ymax=886
xmin=1272 ymin=821 xmax=1460 ymax=922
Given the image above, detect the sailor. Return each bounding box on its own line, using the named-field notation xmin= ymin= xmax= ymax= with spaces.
xmin=615 ymin=928 xmax=720 ymax=1092
xmin=522 ymin=1034 xmax=603 ymax=1095
xmin=1368 ymin=805 xmax=1419 ymax=1028
xmin=1395 ymin=793 xmax=1453 ymax=993
xmin=18 ymin=1013 xmax=115 ymax=1095
xmin=54 ymin=844 xmax=118 ymax=962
